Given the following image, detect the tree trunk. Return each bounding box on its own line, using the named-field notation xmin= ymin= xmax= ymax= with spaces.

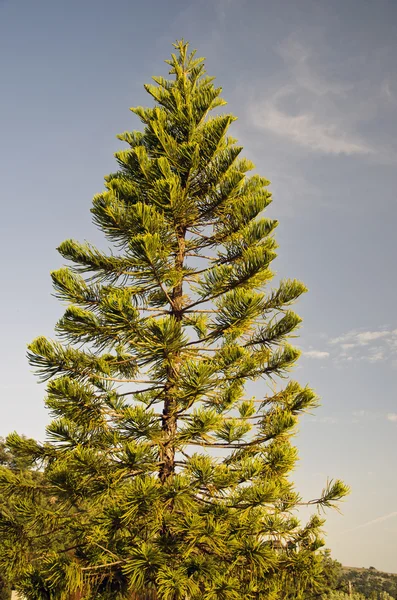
xmin=159 ymin=230 xmax=185 ymax=484
xmin=68 ymin=590 xmax=83 ymax=600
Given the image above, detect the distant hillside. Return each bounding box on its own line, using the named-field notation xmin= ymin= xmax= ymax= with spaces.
xmin=342 ymin=566 xmax=397 ymax=598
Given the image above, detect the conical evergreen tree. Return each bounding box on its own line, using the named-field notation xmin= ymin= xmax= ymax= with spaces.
xmin=0 ymin=41 xmax=348 ymax=600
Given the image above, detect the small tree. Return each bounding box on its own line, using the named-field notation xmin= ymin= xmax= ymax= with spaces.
xmin=0 ymin=41 xmax=348 ymax=599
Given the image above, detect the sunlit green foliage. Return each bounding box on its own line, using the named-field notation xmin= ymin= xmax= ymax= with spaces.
xmin=0 ymin=41 xmax=348 ymax=599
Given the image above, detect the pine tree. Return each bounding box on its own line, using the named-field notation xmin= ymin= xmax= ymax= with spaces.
xmin=0 ymin=41 xmax=348 ymax=600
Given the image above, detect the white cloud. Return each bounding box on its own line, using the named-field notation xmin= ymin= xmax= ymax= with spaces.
xmin=356 ymin=331 xmax=390 ymax=345
xmin=250 ymin=36 xmax=375 ymax=156
xmin=329 ymin=327 xmax=397 ymax=365
xmin=330 ymin=333 xmax=352 ymax=345
xmin=331 ymin=329 xmax=394 ymax=347
xmin=302 ymin=350 xmax=330 ymax=359
xmin=365 ymin=349 xmax=384 ymax=363
xmin=387 ymin=413 xmax=397 ymax=422
xmin=254 ymin=104 xmax=371 ymax=155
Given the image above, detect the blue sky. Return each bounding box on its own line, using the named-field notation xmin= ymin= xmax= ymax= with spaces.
xmin=1 ymin=0 xmax=396 ymax=572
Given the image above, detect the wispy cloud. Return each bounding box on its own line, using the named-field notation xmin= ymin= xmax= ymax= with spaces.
xmin=254 ymin=104 xmax=371 ymax=155
xmin=329 ymin=328 xmax=397 ymax=365
xmin=249 ymin=35 xmax=393 ymax=158
xmin=365 ymin=348 xmax=385 ymax=363
xmin=302 ymin=350 xmax=330 ymax=359
xmin=300 ymin=327 xmax=397 ymax=367
xmin=341 ymin=512 xmax=397 ymax=535
xmin=331 ymin=330 xmax=392 ymax=346
xmin=277 ymin=38 xmax=352 ymax=98
xmin=381 ymin=78 xmax=397 ymax=106
xmin=351 ymin=410 xmax=385 ymax=423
